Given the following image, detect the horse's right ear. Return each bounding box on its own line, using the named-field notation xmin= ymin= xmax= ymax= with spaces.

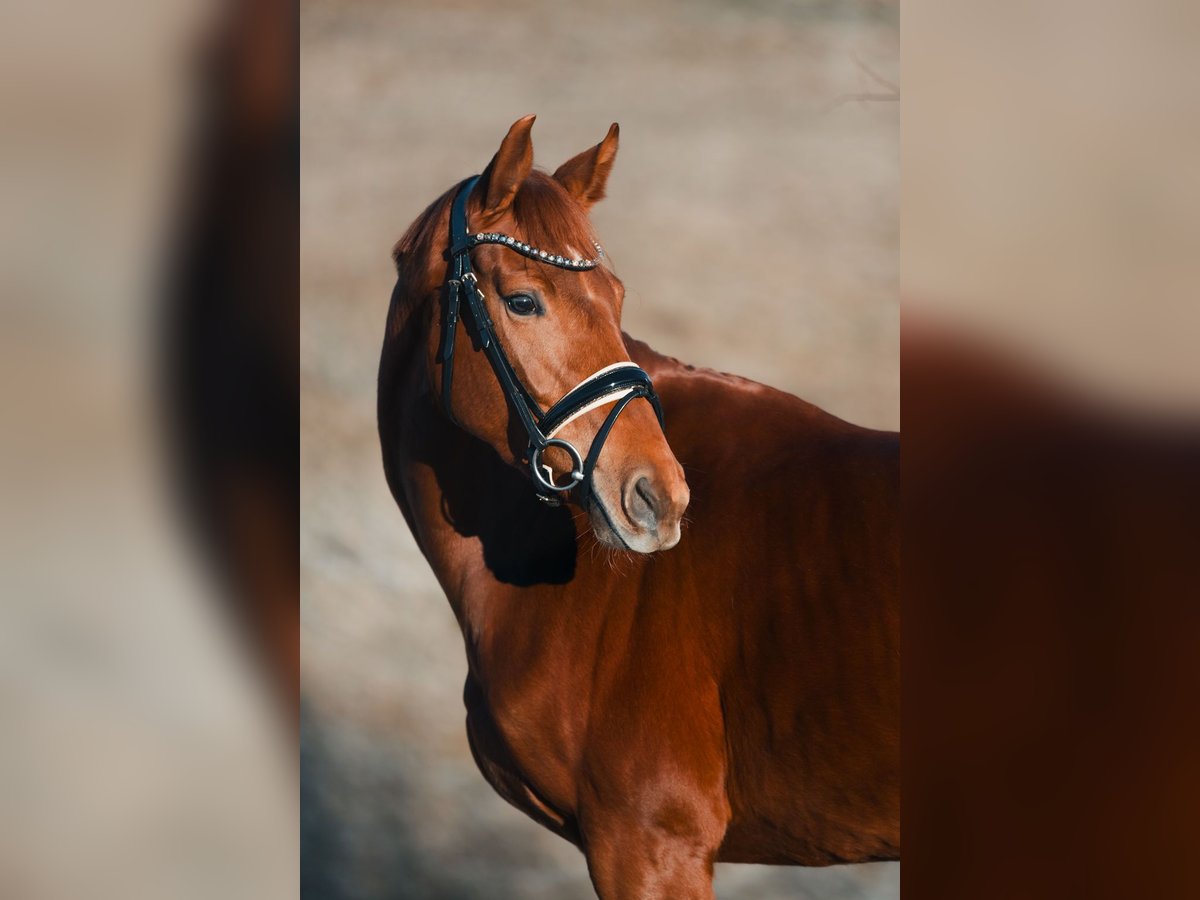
xmin=553 ymin=123 xmax=619 ymax=210
xmin=475 ymin=115 xmax=536 ymax=217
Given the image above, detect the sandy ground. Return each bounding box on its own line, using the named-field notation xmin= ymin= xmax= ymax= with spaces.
xmin=301 ymin=1 xmax=898 ymax=897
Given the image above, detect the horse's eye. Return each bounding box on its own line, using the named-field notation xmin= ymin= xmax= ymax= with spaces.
xmin=505 ymin=294 xmax=539 ymax=317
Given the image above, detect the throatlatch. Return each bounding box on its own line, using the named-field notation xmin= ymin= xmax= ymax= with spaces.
xmin=438 ymin=176 xmax=664 ymax=506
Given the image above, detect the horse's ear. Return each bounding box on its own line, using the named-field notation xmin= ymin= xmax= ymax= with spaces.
xmin=553 ymin=123 xmax=619 ymax=210
xmin=476 ymin=114 xmax=536 ymax=217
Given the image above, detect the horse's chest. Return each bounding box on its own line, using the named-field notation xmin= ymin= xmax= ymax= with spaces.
xmin=463 ymin=673 xmax=583 ymax=836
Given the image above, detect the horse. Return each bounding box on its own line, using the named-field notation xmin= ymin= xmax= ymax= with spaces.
xmin=377 ymin=115 xmax=899 ymax=899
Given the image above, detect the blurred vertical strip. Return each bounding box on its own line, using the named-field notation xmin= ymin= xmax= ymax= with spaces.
xmin=905 ymin=0 xmax=1200 ymax=897
xmin=164 ymin=0 xmax=299 ymax=727
xmin=0 ymin=0 xmax=297 ymax=897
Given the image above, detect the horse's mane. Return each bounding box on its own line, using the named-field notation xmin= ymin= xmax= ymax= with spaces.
xmin=391 ymin=170 xmax=602 ymax=289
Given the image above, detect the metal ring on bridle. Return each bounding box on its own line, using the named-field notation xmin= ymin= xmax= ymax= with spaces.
xmin=529 ymin=438 xmax=585 ymax=493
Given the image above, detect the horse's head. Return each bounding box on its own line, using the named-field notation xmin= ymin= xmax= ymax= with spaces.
xmin=396 ymin=115 xmax=688 ymax=553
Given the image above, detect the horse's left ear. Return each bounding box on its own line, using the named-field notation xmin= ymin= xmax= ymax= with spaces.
xmin=477 ymin=114 xmax=537 ymax=217
xmin=553 ymin=123 xmax=619 ymax=210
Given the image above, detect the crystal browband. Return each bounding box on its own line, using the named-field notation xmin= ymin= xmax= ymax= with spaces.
xmin=468 ymin=232 xmax=604 ymax=270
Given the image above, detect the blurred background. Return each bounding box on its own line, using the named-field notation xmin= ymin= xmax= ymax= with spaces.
xmin=904 ymin=3 xmax=1200 ymax=899
xmin=301 ymin=0 xmax=897 ymax=898
xmin=0 ymin=1 xmax=297 ymax=899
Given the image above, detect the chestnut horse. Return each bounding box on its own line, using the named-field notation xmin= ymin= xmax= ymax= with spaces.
xmin=378 ymin=115 xmax=899 ymax=898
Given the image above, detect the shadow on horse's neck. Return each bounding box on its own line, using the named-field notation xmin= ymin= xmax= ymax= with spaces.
xmin=413 ymin=397 xmax=579 ymax=588
xmin=384 ymin=278 xmax=577 ymax=588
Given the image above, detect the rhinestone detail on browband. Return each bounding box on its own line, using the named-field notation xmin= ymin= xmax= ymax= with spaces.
xmin=469 ymin=232 xmax=604 ymax=270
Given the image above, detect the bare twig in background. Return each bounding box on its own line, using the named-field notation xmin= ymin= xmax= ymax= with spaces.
xmin=826 ymin=55 xmax=900 ymax=111
xmin=854 ymin=54 xmax=899 ymax=95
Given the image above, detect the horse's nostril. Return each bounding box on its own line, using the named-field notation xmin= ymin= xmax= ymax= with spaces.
xmin=635 ymin=477 xmax=658 ymax=515
xmin=624 ymin=475 xmax=659 ymax=530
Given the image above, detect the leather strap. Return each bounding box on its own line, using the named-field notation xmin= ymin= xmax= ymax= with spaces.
xmin=541 ymin=363 xmax=662 ymax=438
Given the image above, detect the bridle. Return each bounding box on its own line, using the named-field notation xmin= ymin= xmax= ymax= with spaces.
xmin=438 ymin=176 xmax=665 ymax=507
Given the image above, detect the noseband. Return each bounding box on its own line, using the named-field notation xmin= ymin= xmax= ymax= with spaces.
xmin=438 ymin=176 xmax=665 ymax=506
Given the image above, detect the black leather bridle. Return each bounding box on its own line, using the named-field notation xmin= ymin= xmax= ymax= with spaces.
xmin=438 ymin=176 xmax=665 ymax=507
